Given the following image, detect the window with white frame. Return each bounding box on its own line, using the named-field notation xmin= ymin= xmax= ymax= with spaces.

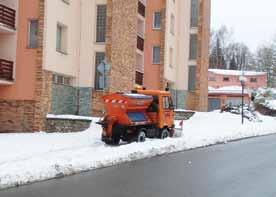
xmin=95 ymin=52 xmax=106 ymax=90
xmin=56 ymin=23 xmax=68 ymax=54
xmin=188 ymin=65 xmax=196 ymax=91
xmin=189 ymin=34 xmax=197 ymax=60
xmin=52 ymin=74 xmax=72 ymax=86
xmin=170 ymin=14 xmax=175 ymax=35
xmin=191 ymin=0 xmax=199 ymax=27
xmin=96 ymin=5 xmax=107 ymax=42
xmin=169 ymin=47 xmax=173 ymax=67
xmin=153 ymin=11 xmax=161 ymax=29
xmin=152 ymin=46 xmax=161 ymax=64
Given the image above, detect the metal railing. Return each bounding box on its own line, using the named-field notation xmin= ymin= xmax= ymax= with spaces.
xmin=0 ymin=4 xmax=16 ymax=29
xmin=0 ymin=59 xmax=13 ymax=81
xmin=137 ymin=35 xmax=144 ymax=51
xmin=135 ymin=71 xmax=144 ymax=85
xmin=138 ymin=1 xmax=145 ymax=17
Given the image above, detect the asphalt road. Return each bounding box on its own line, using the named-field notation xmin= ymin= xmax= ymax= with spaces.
xmin=1 ymin=134 xmax=276 ymax=197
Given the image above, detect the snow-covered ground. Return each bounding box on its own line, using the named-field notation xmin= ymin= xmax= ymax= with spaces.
xmin=0 ymin=111 xmax=275 ymax=189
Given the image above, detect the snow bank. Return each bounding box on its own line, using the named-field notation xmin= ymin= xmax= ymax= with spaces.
xmin=209 ymin=86 xmax=250 ymax=95
xmin=46 ymin=114 xmax=96 ymax=121
xmin=254 ymin=88 xmax=276 ymax=110
xmin=0 ymin=112 xmax=275 ymax=189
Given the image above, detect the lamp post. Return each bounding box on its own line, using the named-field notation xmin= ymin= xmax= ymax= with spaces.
xmin=239 ymin=74 xmax=247 ymax=124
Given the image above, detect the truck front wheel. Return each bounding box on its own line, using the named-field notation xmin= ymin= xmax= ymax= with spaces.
xmin=160 ymin=128 xmax=169 ymax=139
xmin=136 ymin=129 xmax=146 ymax=143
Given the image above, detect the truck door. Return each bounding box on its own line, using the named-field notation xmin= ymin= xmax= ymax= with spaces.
xmin=160 ymin=96 xmax=174 ymax=127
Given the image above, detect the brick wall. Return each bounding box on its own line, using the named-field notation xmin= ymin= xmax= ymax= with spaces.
xmin=0 ymin=0 xmax=50 ymax=132
xmin=159 ymin=7 xmax=167 ymax=90
xmin=0 ymin=100 xmax=35 ymax=132
xmin=188 ymin=0 xmax=211 ymax=112
xmin=92 ymin=0 xmax=139 ymax=115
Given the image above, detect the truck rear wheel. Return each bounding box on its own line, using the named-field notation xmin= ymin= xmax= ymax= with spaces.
xmin=160 ymin=128 xmax=169 ymax=139
xmin=136 ymin=129 xmax=146 ymax=143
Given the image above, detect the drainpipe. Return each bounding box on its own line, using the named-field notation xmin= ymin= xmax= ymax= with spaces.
xmin=76 ymin=0 xmax=82 ymax=115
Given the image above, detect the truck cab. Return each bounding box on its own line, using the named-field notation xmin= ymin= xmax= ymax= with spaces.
xmin=135 ymin=89 xmax=174 ymax=129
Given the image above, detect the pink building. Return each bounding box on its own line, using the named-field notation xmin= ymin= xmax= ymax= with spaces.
xmin=208 ymin=69 xmax=267 ymax=111
xmin=208 ymin=69 xmax=267 ymax=89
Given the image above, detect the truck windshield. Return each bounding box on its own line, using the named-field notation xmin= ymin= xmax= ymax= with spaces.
xmin=163 ymin=96 xmax=174 ymax=110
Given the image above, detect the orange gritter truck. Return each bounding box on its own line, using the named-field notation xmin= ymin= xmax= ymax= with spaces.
xmin=97 ymin=88 xmax=175 ymax=145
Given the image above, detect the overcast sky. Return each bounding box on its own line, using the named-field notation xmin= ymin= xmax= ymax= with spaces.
xmin=211 ymin=0 xmax=276 ymax=51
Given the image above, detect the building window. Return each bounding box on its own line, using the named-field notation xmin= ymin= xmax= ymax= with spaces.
xmin=169 ymin=47 xmax=173 ymax=67
xmin=152 ymin=46 xmax=161 ymax=64
xmin=52 ymin=74 xmax=71 ymax=86
xmin=223 ymin=77 xmax=230 ymax=82
xmin=188 ymin=65 xmax=196 ymax=91
xmin=189 ymin=34 xmax=197 ymax=60
xmin=56 ymin=23 xmax=68 ymax=54
xmin=190 ymin=0 xmax=199 ymax=27
xmin=170 ymin=14 xmax=175 ymax=35
xmin=95 ymin=52 xmax=106 ymax=90
xmin=250 ymin=78 xmax=257 ymax=83
xmin=28 ymin=19 xmax=38 ymax=48
xmin=96 ymin=5 xmax=107 ymax=43
xmin=153 ymin=11 xmax=161 ymax=29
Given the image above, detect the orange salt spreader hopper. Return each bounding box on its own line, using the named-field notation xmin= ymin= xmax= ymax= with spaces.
xmin=97 ymin=88 xmax=175 ymax=145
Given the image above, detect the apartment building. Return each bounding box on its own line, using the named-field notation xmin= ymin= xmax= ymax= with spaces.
xmin=0 ymin=0 xmax=210 ymax=132
xmin=143 ymin=0 xmax=211 ymax=110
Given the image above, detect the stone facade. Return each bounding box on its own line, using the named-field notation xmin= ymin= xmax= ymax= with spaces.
xmin=91 ymin=0 xmax=139 ymax=115
xmin=32 ymin=0 xmax=52 ymax=131
xmin=92 ymin=91 xmax=105 ymax=116
xmin=159 ymin=7 xmax=167 ymax=90
xmin=171 ymin=90 xmax=188 ymax=109
xmin=51 ymin=84 xmax=77 ymax=115
xmin=106 ymin=0 xmax=137 ymax=93
xmin=174 ymin=110 xmax=195 ymax=120
xmin=0 ymin=0 xmax=51 ymax=132
xmin=51 ymin=85 xmax=92 ymax=116
xmin=0 ymin=100 xmax=35 ymax=132
xmin=45 ymin=118 xmax=92 ymax=133
xmin=188 ymin=0 xmax=211 ymax=112
xmin=78 ymin=87 xmax=92 ymax=116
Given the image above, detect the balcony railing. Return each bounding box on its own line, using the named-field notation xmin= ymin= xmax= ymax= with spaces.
xmin=0 ymin=4 xmax=16 ymax=29
xmin=138 ymin=1 xmax=145 ymax=17
xmin=0 ymin=59 xmax=13 ymax=81
xmin=137 ymin=35 xmax=144 ymax=51
xmin=135 ymin=71 xmax=144 ymax=85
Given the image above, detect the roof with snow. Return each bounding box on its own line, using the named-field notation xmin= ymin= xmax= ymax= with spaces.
xmin=209 ymin=86 xmax=250 ymax=95
xmin=209 ymin=69 xmax=267 ymax=76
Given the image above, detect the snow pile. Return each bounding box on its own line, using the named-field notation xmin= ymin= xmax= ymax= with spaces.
xmin=47 ymin=114 xmax=96 ymax=121
xmin=209 ymin=86 xmax=249 ymax=95
xmin=0 ymin=112 xmax=275 ymax=189
xmin=254 ymin=88 xmax=276 ymax=110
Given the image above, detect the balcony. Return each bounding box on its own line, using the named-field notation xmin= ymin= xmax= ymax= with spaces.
xmin=135 ymin=71 xmax=144 ymax=86
xmin=137 ymin=35 xmax=144 ymax=51
xmin=0 ymin=4 xmax=16 ymax=32
xmin=0 ymin=59 xmax=14 ymax=83
xmin=138 ymin=1 xmax=145 ymax=17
